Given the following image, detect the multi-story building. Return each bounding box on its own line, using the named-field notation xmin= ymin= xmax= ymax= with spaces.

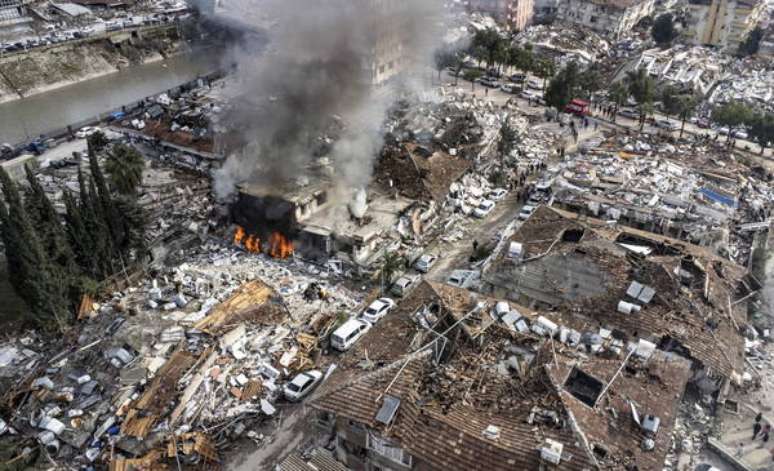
xmin=686 ymin=0 xmax=767 ymax=50
xmin=466 ymin=0 xmax=535 ymax=30
xmin=0 ymin=0 xmax=28 ymax=24
xmin=555 ymin=0 xmax=656 ymax=37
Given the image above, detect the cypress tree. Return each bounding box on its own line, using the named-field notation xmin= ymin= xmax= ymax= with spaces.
xmin=89 ymin=153 xmax=126 ymax=257
xmin=64 ymin=189 xmax=98 ymax=278
xmin=0 ymin=168 xmax=70 ymax=328
xmin=24 ymin=165 xmax=75 ymax=270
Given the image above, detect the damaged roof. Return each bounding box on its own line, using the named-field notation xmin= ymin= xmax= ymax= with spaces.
xmin=311 ymin=285 xmax=692 ymax=471
xmin=375 ymin=143 xmax=472 ymax=201
xmin=484 ymin=206 xmax=747 ymax=380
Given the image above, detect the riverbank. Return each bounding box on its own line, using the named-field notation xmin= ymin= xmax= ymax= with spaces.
xmin=0 ymin=25 xmax=186 ymax=105
xmin=0 ymin=49 xmax=222 ymax=143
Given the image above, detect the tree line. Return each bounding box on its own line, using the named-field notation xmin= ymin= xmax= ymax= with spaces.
xmin=0 ymin=132 xmax=146 ymax=331
xmin=434 ymin=28 xmax=556 ymax=91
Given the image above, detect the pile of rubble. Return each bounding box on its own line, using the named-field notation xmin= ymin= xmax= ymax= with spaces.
xmin=0 ymin=241 xmax=363 ymax=468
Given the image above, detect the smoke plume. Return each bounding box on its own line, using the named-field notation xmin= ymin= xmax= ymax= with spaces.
xmin=213 ymin=0 xmax=442 ymax=200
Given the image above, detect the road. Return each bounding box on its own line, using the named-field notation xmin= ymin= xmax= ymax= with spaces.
xmin=442 ymin=69 xmax=773 ymax=161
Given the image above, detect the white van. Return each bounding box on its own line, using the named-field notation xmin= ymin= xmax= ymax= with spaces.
xmin=330 ymin=318 xmax=371 ymax=351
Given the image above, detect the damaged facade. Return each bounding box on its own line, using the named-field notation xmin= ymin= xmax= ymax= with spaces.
xmin=555 ymin=0 xmax=655 ymax=38
xmin=310 ymin=281 xmax=692 ymax=470
xmin=483 ymin=205 xmax=751 ymax=390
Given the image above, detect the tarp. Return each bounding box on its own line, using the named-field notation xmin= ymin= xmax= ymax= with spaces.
xmin=699 ymin=187 xmax=737 ymax=208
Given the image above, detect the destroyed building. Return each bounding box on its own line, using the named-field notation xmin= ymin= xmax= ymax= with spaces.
xmin=482 ymin=205 xmax=751 ymax=392
xmin=310 ymin=281 xmax=693 ymax=470
xmin=686 ymin=0 xmax=768 ymax=50
xmin=465 ymin=0 xmax=536 ymax=30
xmin=627 ymin=46 xmax=727 ymax=95
xmin=554 ymin=0 xmax=655 ymax=38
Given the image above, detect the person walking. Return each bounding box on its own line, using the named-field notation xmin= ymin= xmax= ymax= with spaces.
xmin=761 ymin=423 xmax=771 ymax=441
xmin=754 ymin=421 xmax=762 ymax=440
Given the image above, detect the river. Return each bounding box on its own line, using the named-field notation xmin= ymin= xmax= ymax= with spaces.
xmin=0 ymin=49 xmax=222 ymax=144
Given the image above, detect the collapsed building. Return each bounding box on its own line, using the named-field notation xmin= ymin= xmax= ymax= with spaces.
xmin=548 ymin=132 xmax=773 ymax=264
xmin=482 ymin=205 xmax=752 ymax=393
xmin=686 ymin=0 xmax=768 ymax=50
xmin=554 ymin=0 xmax=655 ymax=38
xmin=627 ymin=46 xmax=728 ymax=95
xmin=310 ymin=281 xmax=692 ymax=470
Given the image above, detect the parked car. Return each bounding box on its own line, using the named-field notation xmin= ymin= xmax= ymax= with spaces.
xmin=618 ymin=108 xmax=639 ymax=120
xmin=655 ymin=119 xmax=678 ymax=130
xmin=520 ymin=90 xmax=535 ymax=100
xmin=414 ymin=254 xmax=438 ymax=273
xmin=527 ymin=78 xmax=543 ymax=90
xmin=500 ymin=83 xmax=518 ymax=94
xmin=479 ymin=77 xmax=499 ymax=88
xmin=488 ymin=188 xmax=507 ymax=201
xmin=330 ymin=318 xmax=372 ymax=351
xmin=361 ymin=298 xmax=395 ymax=324
xmin=447 ymin=270 xmax=480 ymax=289
xmin=75 ymin=126 xmax=100 ymax=138
xmin=391 ymin=275 xmax=419 ymax=297
xmin=732 ymin=129 xmax=748 ymax=139
xmin=473 ymin=199 xmax=496 ymax=218
xmin=518 ymin=205 xmax=536 ymax=220
xmin=510 ymin=73 xmax=526 ymax=83
xmin=283 ymin=370 xmax=323 ymax=401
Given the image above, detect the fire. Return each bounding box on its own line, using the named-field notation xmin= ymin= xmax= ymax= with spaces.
xmin=234 ymin=226 xmax=245 ymax=246
xmin=268 ymin=231 xmax=294 ymax=259
xmin=244 ymin=234 xmax=261 ymax=253
xmin=232 ymin=226 xmax=292 ymax=258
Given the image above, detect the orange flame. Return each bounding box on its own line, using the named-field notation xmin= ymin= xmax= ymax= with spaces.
xmin=234 ymin=226 xmax=245 ymax=246
xmin=268 ymin=231 xmax=294 ymax=259
xmin=233 ymin=226 xmax=261 ymax=253
xmin=244 ymin=234 xmax=261 ymax=253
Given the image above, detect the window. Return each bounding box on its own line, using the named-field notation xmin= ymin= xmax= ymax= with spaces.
xmin=367 ymin=433 xmax=412 ymax=466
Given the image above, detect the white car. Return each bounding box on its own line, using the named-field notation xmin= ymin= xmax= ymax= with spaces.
xmin=391 ymin=275 xmax=419 ymax=297
xmin=361 ymin=298 xmax=395 ymax=324
xmin=655 ymin=119 xmax=678 ymax=130
xmin=488 ymin=188 xmax=507 ymax=201
xmin=283 ymin=370 xmax=323 ymax=401
xmin=75 ymin=126 xmax=100 ymax=139
xmin=330 ymin=318 xmax=372 ymax=351
xmin=414 ymin=254 xmax=438 ymax=273
xmin=732 ymin=130 xmax=748 ymax=139
xmin=527 ymin=78 xmax=543 ymax=90
xmin=473 ymin=200 xmax=496 ymax=218
xmin=518 ymin=205 xmax=536 ymax=220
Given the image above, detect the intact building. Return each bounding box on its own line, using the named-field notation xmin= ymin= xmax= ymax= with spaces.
xmin=467 ymin=0 xmax=535 ymax=30
xmin=686 ymin=0 xmax=767 ymax=50
xmin=555 ymin=0 xmax=655 ymax=37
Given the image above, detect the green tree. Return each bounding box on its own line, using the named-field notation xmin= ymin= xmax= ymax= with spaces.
xmin=464 ymin=69 xmax=482 ymax=92
xmin=509 ymin=45 xmax=534 ymax=73
xmin=738 ymin=27 xmax=763 ymax=57
xmin=711 ymin=102 xmax=753 ymax=144
xmin=0 ymin=168 xmax=70 ymax=329
xmin=625 ymin=68 xmax=656 ymax=131
xmin=652 ymin=13 xmax=678 ymax=46
xmin=434 ymin=48 xmax=456 ymax=81
xmin=660 ymin=85 xmax=681 ymax=119
xmin=105 ymin=143 xmax=145 ymax=196
xmin=86 ymin=130 xmax=109 ymax=156
xmin=749 ymin=112 xmax=774 ymax=155
xmin=533 ymin=57 xmax=555 ymax=93
xmin=23 ymin=165 xmax=75 ymax=270
xmin=380 ymin=252 xmax=405 ymax=294
xmin=498 ymin=117 xmax=519 ymax=156
xmin=472 ymin=28 xmax=505 ymax=71
xmin=608 ymin=81 xmax=629 ymax=122
xmin=64 ymin=188 xmax=98 ymax=279
xmin=675 ymin=93 xmax=699 ymax=139
xmin=544 ymin=61 xmax=581 ymax=111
